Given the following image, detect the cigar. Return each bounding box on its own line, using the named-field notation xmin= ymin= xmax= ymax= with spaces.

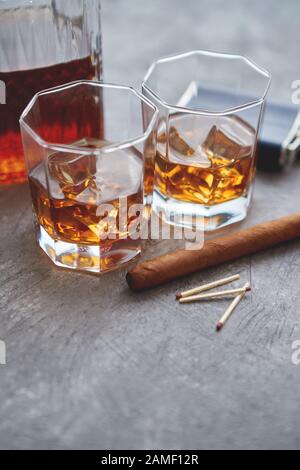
xmin=127 ymin=212 xmax=300 ymax=292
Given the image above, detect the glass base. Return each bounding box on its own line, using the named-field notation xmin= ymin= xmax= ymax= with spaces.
xmin=152 ymin=191 xmax=250 ymax=231
xmin=37 ymin=225 xmax=141 ymax=274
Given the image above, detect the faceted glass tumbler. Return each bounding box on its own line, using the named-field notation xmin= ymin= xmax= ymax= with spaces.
xmin=20 ymin=81 xmax=158 ymax=273
xmin=142 ymin=50 xmax=271 ymax=231
xmin=0 ymin=0 xmax=102 ymax=185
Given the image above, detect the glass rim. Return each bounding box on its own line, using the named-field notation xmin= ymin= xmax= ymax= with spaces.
xmin=19 ymin=80 xmax=159 ymax=156
xmin=142 ymin=49 xmax=272 ymax=116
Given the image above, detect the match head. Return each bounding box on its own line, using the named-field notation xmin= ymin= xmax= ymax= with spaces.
xmin=245 ymin=283 xmax=251 ymax=292
xmin=176 ymin=293 xmax=182 ymax=300
xmin=216 ymin=322 xmax=223 ymax=332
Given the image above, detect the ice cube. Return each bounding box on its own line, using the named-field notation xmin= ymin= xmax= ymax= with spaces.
xmin=203 ymin=123 xmax=252 ymax=161
xmin=158 ymin=126 xmax=211 ymax=168
xmin=158 ymin=126 xmax=195 ymax=156
xmin=69 ymin=148 xmax=143 ymax=206
xmin=48 ymin=150 xmax=96 ymax=193
xmin=47 ymin=138 xmax=110 ymax=199
xmin=30 ymin=159 xmax=64 ymax=201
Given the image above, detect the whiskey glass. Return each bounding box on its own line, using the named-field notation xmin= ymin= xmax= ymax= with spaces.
xmin=0 ymin=0 xmax=102 ymax=185
xmin=143 ymin=50 xmax=271 ymax=231
xmin=20 ymin=81 xmax=158 ymax=273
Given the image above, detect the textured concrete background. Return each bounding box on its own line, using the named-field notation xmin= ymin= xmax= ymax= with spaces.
xmin=102 ymin=0 xmax=299 ymax=103
xmin=0 ymin=0 xmax=300 ymax=450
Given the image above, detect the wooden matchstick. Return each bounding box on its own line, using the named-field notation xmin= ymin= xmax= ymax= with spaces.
xmin=216 ymin=283 xmax=250 ymax=332
xmin=179 ymin=284 xmax=251 ymax=304
xmin=176 ymin=274 xmax=240 ymax=300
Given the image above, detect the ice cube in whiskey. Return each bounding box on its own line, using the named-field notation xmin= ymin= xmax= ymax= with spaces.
xmin=154 ymin=114 xmax=256 ymax=230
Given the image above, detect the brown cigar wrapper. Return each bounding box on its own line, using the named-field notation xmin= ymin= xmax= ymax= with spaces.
xmin=126 ymin=212 xmax=300 ymax=292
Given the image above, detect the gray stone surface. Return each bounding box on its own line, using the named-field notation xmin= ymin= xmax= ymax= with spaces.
xmin=0 ymin=0 xmax=300 ymax=450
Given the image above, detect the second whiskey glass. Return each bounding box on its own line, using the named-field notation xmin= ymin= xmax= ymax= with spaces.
xmin=20 ymin=81 xmax=158 ymax=273
xmin=143 ymin=50 xmax=271 ymax=231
